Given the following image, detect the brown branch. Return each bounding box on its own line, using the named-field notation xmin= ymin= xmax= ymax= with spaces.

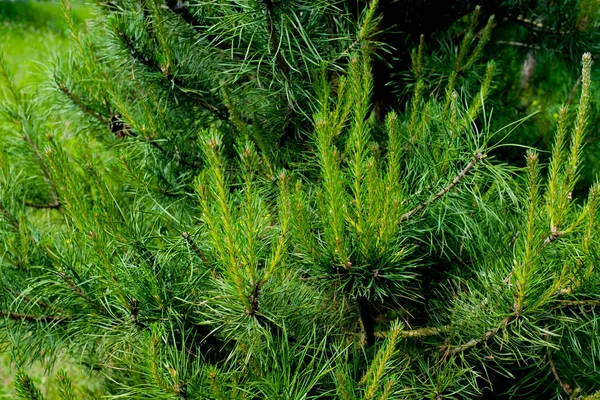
xmin=549 ymin=354 xmax=573 ymax=396
xmin=376 ymin=326 xmax=446 ymax=338
xmin=57 ymin=271 xmax=105 ymax=313
xmin=0 ymin=311 xmax=71 ymax=324
xmin=554 ymin=299 xmax=600 ymax=308
xmin=57 ymin=83 xmax=110 ymax=125
xmin=120 ymin=32 xmax=229 ymax=122
xmin=143 ymin=138 xmax=202 ymax=169
xmin=182 ymin=232 xmax=207 ymax=262
xmin=0 ymin=202 xmax=19 ymax=230
xmin=400 ymin=152 xmax=485 ymax=223
xmin=545 ymin=330 xmax=574 ymax=396
xmin=496 ymin=40 xmax=542 ymax=50
xmin=507 ymin=14 xmax=572 ymax=35
xmin=401 ymin=326 xmax=445 ymax=338
xmin=25 ymin=200 xmax=61 ymax=209
xmin=264 ymin=0 xmax=290 ymax=80
xmin=357 ymin=296 xmax=375 ymax=345
xmin=567 ymin=75 xmax=583 ymax=105
xmin=444 ymin=317 xmax=510 ymax=356
xmin=20 ymin=134 xmax=60 ymax=211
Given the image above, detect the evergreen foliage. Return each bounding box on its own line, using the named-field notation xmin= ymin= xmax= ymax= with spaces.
xmin=2 ymin=0 xmax=600 ymax=398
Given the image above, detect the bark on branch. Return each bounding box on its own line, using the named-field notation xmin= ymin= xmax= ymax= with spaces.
xmin=264 ymin=0 xmax=290 ymax=80
xmin=120 ymin=32 xmax=229 ymax=122
xmin=25 ymin=200 xmax=61 ymax=209
xmin=443 ymin=317 xmax=509 ymax=356
xmin=0 ymin=202 xmax=19 ymax=230
xmin=182 ymin=232 xmax=207 ymax=262
xmin=400 ymin=152 xmax=485 ymax=223
xmin=0 ymin=311 xmax=71 ymax=324
xmin=57 ymin=83 xmax=110 ymax=125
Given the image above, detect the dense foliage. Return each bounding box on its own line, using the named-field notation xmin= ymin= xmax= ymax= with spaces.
xmin=1 ymin=0 xmax=600 ymax=398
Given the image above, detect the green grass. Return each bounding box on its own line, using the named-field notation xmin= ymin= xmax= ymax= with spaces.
xmin=0 ymin=354 xmax=105 ymax=399
xmin=0 ymin=2 xmax=102 ymax=398
xmin=0 ymin=0 xmax=91 ymax=86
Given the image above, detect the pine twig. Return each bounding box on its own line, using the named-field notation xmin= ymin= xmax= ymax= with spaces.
xmin=182 ymin=232 xmax=207 ymax=262
xmin=25 ymin=200 xmax=61 ymax=209
xmin=7 ymin=288 xmax=55 ymax=312
xmin=21 ymin=134 xmax=61 ymax=211
xmin=549 ymin=354 xmax=573 ymax=396
xmin=554 ymin=299 xmax=600 ymax=308
xmin=0 ymin=311 xmax=71 ymax=324
xmin=496 ymin=40 xmax=541 ymax=50
xmin=401 ymin=326 xmax=445 ymax=338
xmin=0 ymin=202 xmax=19 ymax=230
xmin=545 ymin=330 xmax=574 ymax=396
xmin=376 ymin=326 xmax=445 ymax=338
xmin=56 ymin=271 xmax=105 ymax=313
xmin=135 ymin=135 xmax=202 ymax=169
xmin=60 ymin=80 xmax=204 ymax=168
xmin=400 ymin=152 xmax=485 ymax=222
xmin=163 ymin=0 xmax=234 ymax=55
xmin=543 ymin=225 xmax=564 ymax=244
xmin=57 ymin=83 xmax=109 ymax=125
xmin=120 ymin=32 xmax=229 ymax=122
xmin=444 ymin=317 xmax=509 ymax=356
xmin=264 ymin=0 xmax=290 ymax=80
xmin=567 ymin=75 xmax=583 ymax=105
xmin=507 ymin=14 xmax=572 ymax=35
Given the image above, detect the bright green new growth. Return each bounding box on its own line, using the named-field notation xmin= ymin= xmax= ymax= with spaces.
xmin=2 ymin=1 xmax=600 ymax=399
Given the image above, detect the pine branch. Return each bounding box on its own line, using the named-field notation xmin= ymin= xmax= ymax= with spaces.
xmin=401 ymin=326 xmax=445 ymax=338
xmin=0 ymin=311 xmax=71 ymax=324
xmin=56 ymin=271 xmax=105 ymax=313
xmin=120 ymin=157 xmax=182 ymax=196
xmin=554 ymin=299 xmax=600 ymax=308
xmin=182 ymin=232 xmax=207 ymax=262
xmin=0 ymin=202 xmax=19 ymax=230
xmin=164 ymin=0 xmax=198 ymax=29
xmin=543 ymin=226 xmax=564 ymax=244
xmin=21 ymin=134 xmax=61 ymax=211
xmin=400 ymin=152 xmax=485 ymax=222
xmin=375 ymin=326 xmax=445 ymax=338
xmin=15 ymin=372 xmax=45 ymax=400
xmin=549 ymin=353 xmax=573 ymax=396
xmin=127 ymin=297 xmax=149 ymax=330
xmin=25 ymin=200 xmax=61 ymax=209
xmin=7 ymin=288 xmax=55 ymax=312
xmin=444 ymin=317 xmax=510 ymax=356
xmin=495 ymin=40 xmax=542 ymax=50
xmin=163 ymin=0 xmax=242 ymax=57
xmin=140 ymin=137 xmax=202 ymax=169
xmin=264 ymin=0 xmax=290 ymax=81
xmin=507 ymin=13 xmax=572 ymax=35
xmin=110 ymin=114 xmax=203 ymax=168
xmin=357 ymin=296 xmax=375 ymax=345
xmin=120 ymin=32 xmax=229 ymax=121
xmin=545 ymin=332 xmax=574 ymax=396
xmin=57 ymin=83 xmax=110 ymax=125
xmin=58 ymin=80 xmax=204 ymax=168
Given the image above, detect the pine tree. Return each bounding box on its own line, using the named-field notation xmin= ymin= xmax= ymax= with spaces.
xmin=2 ymin=0 xmax=600 ymax=398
